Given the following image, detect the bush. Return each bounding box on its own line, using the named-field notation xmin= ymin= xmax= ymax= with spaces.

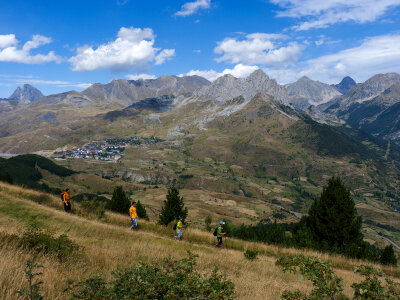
xmin=27 ymin=193 xmax=52 ymax=205
xmin=66 ymin=251 xmax=236 ymax=299
xmin=380 ymin=245 xmax=397 ymax=266
xmin=18 ymin=225 xmax=78 ymax=260
xmin=244 ymin=249 xmax=258 ymax=260
xmin=17 ymin=259 xmax=43 ymax=300
xmin=205 ymin=215 xmax=212 ymax=231
xmin=276 ymin=254 xmax=400 ymax=300
xmin=80 ymin=196 xmax=106 ymax=219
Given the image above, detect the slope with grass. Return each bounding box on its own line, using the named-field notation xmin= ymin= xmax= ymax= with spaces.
xmin=1 ymin=181 xmax=399 ymax=299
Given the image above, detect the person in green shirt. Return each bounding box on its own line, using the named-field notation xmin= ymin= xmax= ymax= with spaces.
xmin=215 ymin=221 xmax=226 ymax=248
xmin=176 ymin=216 xmax=184 ymax=241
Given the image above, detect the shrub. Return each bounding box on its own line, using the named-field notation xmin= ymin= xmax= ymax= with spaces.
xmin=80 ymin=196 xmax=106 ymax=219
xmin=277 ymin=254 xmax=400 ymax=300
xmin=27 ymin=193 xmax=52 ymax=205
xmin=204 ymin=215 xmax=212 ymax=231
xmin=18 ymin=225 xmax=78 ymax=260
xmin=16 ymin=259 xmax=43 ymax=300
xmin=380 ymin=245 xmax=397 ymax=266
xmin=244 ymin=249 xmax=258 ymax=260
xmin=66 ymin=251 xmax=236 ymax=299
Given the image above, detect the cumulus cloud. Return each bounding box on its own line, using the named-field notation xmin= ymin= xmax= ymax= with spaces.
xmin=0 ymin=34 xmax=62 ymax=64
xmin=0 ymin=34 xmax=17 ymax=48
xmin=69 ymin=27 xmax=175 ymax=72
xmin=175 ymin=0 xmax=211 ymax=17
xmin=270 ymin=0 xmax=400 ymax=30
xmin=180 ymin=64 xmax=259 ymax=81
xmin=125 ymin=73 xmax=157 ymax=80
xmin=214 ymin=33 xmax=303 ymax=66
xmin=261 ymin=33 xmax=400 ymax=84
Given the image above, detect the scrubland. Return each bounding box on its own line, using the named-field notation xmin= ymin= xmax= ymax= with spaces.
xmin=0 ymin=181 xmax=399 ymax=299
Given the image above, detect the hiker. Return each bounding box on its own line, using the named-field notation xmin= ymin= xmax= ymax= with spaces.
xmin=215 ymin=221 xmax=226 ymax=248
xmin=129 ymin=201 xmax=137 ymax=230
xmin=62 ymin=188 xmax=71 ymax=212
xmin=175 ymin=216 xmax=184 ymax=241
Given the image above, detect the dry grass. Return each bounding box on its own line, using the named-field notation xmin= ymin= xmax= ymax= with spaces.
xmin=0 ymin=182 xmax=399 ymax=299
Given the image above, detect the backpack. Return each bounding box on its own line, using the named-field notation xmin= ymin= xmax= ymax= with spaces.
xmin=60 ymin=192 xmax=64 ymax=201
xmin=173 ymin=223 xmax=177 ymax=230
xmin=213 ymin=227 xmax=218 ymax=236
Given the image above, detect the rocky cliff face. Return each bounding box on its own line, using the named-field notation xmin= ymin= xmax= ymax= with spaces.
xmin=195 ymin=69 xmax=288 ymax=103
xmin=285 ymin=76 xmax=342 ymax=111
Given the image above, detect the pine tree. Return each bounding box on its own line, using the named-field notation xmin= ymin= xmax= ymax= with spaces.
xmin=136 ymin=200 xmax=149 ymax=220
xmin=108 ymin=186 xmax=130 ymax=214
xmin=159 ymin=186 xmax=188 ymax=225
xmin=380 ymin=245 xmax=397 ymax=266
xmin=305 ymin=177 xmax=363 ymax=249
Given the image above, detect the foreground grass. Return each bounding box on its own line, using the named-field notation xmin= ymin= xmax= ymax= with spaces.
xmin=0 ymin=182 xmax=399 ymax=299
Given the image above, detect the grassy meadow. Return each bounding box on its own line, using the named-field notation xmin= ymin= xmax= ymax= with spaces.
xmin=1 ymin=181 xmax=399 ymax=299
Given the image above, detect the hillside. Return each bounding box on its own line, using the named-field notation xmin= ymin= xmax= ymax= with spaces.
xmin=0 ymin=154 xmax=75 ymax=193
xmin=1 ymin=181 xmax=399 ymax=299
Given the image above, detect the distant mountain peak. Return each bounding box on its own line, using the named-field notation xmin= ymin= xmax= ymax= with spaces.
xmin=8 ymin=84 xmax=44 ymax=103
xmin=332 ymin=76 xmax=356 ymax=94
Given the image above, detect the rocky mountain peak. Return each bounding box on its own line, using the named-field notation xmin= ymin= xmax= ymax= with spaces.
xmin=195 ymin=71 xmax=287 ymax=103
xmin=332 ymin=76 xmax=356 ymax=94
xmin=8 ymin=84 xmax=44 ymax=103
xmin=285 ymin=76 xmax=342 ymax=111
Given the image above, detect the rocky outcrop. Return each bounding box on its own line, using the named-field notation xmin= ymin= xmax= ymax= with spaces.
xmin=195 ymin=69 xmax=288 ymax=103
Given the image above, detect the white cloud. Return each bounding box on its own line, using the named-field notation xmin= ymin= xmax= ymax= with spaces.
xmin=214 ymin=33 xmax=303 ymax=66
xmin=175 ymin=0 xmax=211 ymax=17
xmin=271 ymin=0 xmax=400 ymax=30
xmin=180 ymin=64 xmax=259 ymax=81
xmin=0 ymin=34 xmax=17 ymax=48
xmin=125 ymin=73 xmax=157 ymax=80
xmin=155 ymin=49 xmax=175 ymax=65
xmin=261 ymin=33 xmax=400 ymax=84
xmin=69 ymin=27 xmax=175 ymax=72
xmin=0 ymin=34 xmax=61 ymax=64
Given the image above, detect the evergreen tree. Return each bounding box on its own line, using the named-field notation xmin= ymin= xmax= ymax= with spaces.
xmin=136 ymin=200 xmax=149 ymax=221
xmin=159 ymin=186 xmax=188 ymax=225
xmin=380 ymin=245 xmax=397 ymax=266
xmin=304 ymin=177 xmax=363 ymax=249
xmin=108 ymin=186 xmax=130 ymax=214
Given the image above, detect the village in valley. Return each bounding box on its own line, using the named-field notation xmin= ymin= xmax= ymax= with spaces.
xmin=53 ymin=136 xmax=163 ymax=161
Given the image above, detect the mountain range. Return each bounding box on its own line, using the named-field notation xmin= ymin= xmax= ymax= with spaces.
xmin=0 ymin=70 xmax=400 ymax=153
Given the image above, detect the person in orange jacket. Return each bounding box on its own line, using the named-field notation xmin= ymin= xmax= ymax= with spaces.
xmin=62 ymin=188 xmax=71 ymax=212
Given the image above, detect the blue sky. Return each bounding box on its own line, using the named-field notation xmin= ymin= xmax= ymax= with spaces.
xmin=1 ymin=0 xmax=400 ymax=97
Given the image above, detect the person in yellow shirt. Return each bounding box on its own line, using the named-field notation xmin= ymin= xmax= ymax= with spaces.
xmin=175 ymin=216 xmax=184 ymax=241
xmin=62 ymin=188 xmax=71 ymax=213
xmin=129 ymin=201 xmax=138 ymax=230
